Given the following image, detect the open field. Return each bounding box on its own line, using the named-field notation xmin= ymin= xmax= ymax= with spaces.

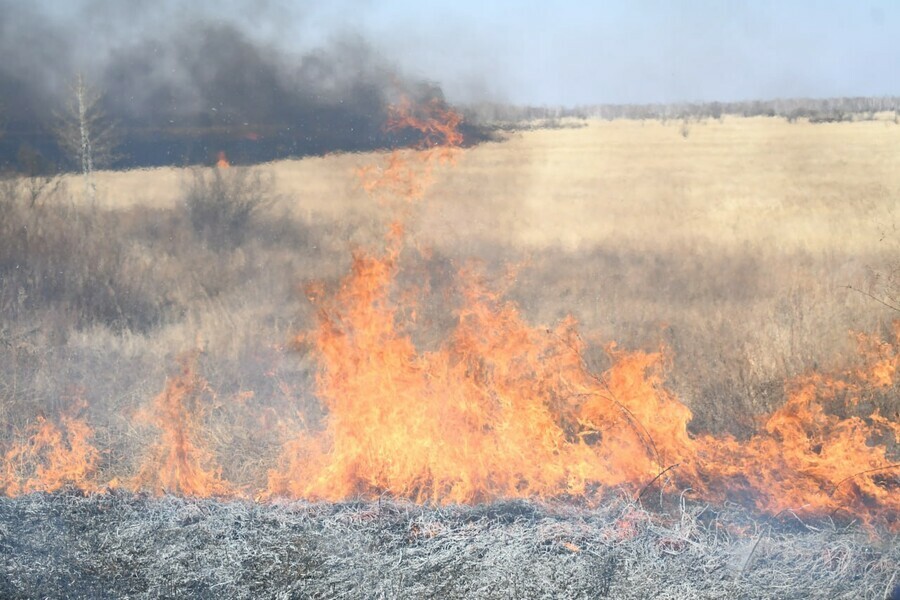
xmin=36 ymin=115 xmax=900 ymax=432
xmin=1 ymin=115 xmax=899 ymax=597
xmin=88 ymin=115 xmax=900 ymax=250
xmin=1 ymin=114 xmax=898 ymax=468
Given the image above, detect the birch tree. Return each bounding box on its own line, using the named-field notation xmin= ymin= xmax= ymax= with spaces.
xmin=55 ymin=74 xmax=118 ymax=204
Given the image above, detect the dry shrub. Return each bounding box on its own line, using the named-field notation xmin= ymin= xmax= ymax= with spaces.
xmin=183 ymin=167 xmax=274 ymax=250
xmin=0 ymin=180 xmax=167 ymax=333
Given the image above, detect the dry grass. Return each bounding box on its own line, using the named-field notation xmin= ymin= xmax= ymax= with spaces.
xmin=1 ymin=115 xmax=899 ymax=481
xmin=79 ymin=116 xmax=900 ymax=250
xmin=416 ymin=116 xmax=900 ymax=252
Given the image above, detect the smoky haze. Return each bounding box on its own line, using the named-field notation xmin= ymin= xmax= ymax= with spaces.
xmin=0 ymin=0 xmax=476 ymax=169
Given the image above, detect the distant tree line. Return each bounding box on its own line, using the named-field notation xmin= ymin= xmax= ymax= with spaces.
xmin=5 ymin=88 xmax=899 ymax=177
xmin=463 ymin=96 xmax=900 ymax=126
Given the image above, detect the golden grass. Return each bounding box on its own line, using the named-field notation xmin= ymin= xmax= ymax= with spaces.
xmin=5 ymin=115 xmax=898 ymax=459
xmin=85 ymin=116 xmax=900 ymax=255
xmin=423 ymin=116 xmax=900 ymax=253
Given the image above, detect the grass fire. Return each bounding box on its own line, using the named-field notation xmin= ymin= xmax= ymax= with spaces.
xmin=1 ymin=95 xmax=898 ymax=597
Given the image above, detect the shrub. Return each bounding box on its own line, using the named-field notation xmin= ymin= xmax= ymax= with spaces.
xmin=0 ymin=180 xmax=166 ymax=333
xmin=183 ymin=167 xmax=274 ymax=250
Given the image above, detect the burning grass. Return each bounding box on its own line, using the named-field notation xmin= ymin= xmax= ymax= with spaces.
xmin=262 ymin=223 xmax=900 ymax=529
xmin=0 ymin=491 xmax=897 ymax=599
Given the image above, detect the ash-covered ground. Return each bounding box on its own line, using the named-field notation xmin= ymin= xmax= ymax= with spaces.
xmin=0 ymin=491 xmax=896 ymax=599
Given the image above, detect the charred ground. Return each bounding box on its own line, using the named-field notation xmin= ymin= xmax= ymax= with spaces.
xmin=1 ymin=491 xmax=897 ymax=599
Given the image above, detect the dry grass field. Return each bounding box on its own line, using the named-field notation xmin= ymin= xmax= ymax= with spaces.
xmin=92 ymin=115 xmax=900 ymax=252
xmin=53 ymin=115 xmax=900 ymax=430
xmin=1 ymin=114 xmax=899 ymax=476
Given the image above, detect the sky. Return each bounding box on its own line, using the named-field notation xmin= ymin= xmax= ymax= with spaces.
xmin=292 ymin=0 xmax=900 ymax=105
xmin=19 ymin=0 xmax=900 ymax=106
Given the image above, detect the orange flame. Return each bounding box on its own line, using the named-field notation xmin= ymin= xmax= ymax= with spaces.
xmin=266 ymin=100 xmax=900 ymax=531
xmin=268 ymin=229 xmax=900 ymax=527
xmin=0 ymin=398 xmax=100 ymax=496
xmin=386 ymin=97 xmax=464 ymax=150
xmin=357 ymin=99 xmax=463 ymax=203
xmin=697 ymin=355 xmax=900 ymax=529
xmin=128 ymin=352 xmax=232 ymax=497
xmin=216 ymin=151 xmax=230 ymax=168
xmin=267 ymin=259 xmax=701 ymax=504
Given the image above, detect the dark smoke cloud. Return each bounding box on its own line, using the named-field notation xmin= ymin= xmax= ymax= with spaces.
xmin=0 ymin=0 xmax=476 ymax=169
xmin=0 ymin=1 xmax=75 ymax=128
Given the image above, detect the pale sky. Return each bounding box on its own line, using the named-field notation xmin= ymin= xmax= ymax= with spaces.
xmin=293 ymin=0 xmax=900 ymax=105
xmin=25 ymin=0 xmax=900 ymax=106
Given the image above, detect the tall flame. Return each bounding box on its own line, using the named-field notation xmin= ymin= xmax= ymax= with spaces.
xmin=266 ymin=100 xmax=900 ymax=531
xmin=267 ymin=259 xmax=702 ymax=504
xmin=128 ymin=352 xmax=232 ymax=497
xmin=0 ymin=397 xmax=100 ymax=496
xmin=267 ymin=230 xmax=899 ymax=527
xmin=267 ymin=212 xmax=900 ymax=528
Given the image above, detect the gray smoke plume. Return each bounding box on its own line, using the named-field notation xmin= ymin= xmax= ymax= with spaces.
xmin=0 ymin=0 xmax=479 ymax=169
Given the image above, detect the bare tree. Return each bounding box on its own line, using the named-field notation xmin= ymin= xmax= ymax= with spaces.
xmin=54 ymin=73 xmax=118 ymax=205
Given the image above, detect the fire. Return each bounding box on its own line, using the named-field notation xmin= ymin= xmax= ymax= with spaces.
xmin=697 ymin=354 xmax=900 ymax=529
xmin=267 ymin=257 xmax=700 ymax=503
xmin=0 ymin=98 xmax=896 ymax=533
xmin=216 ymin=151 xmax=230 ymax=168
xmin=127 ymin=352 xmax=232 ymax=497
xmin=266 ymin=99 xmax=900 ymax=530
xmin=0 ymin=397 xmax=100 ymax=496
xmin=266 ymin=223 xmax=899 ymax=525
xmin=357 ymin=99 xmax=462 ymax=203
xmin=684 ymin=323 xmax=900 ymax=527
xmin=271 ymin=231 xmax=898 ymax=526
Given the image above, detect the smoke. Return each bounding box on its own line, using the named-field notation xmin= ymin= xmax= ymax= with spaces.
xmin=0 ymin=0 xmax=474 ymax=169
xmin=0 ymin=1 xmax=74 ymax=128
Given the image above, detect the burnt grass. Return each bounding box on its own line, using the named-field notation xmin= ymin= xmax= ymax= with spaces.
xmin=0 ymin=491 xmax=897 ymax=599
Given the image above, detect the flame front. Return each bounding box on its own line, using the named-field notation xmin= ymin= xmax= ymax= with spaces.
xmin=266 ymin=100 xmax=899 ymax=529
xmin=267 ymin=258 xmax=703 ymax=504
xmin=0 ymin=100 xmax=897 ymax=533
xmin=0 ymin=398 xmax=100 ymax=496
xmin=127 ymin=352 xmax=232 ymax=497
xmin=266 ymin=220 xmax=900 ymax=528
